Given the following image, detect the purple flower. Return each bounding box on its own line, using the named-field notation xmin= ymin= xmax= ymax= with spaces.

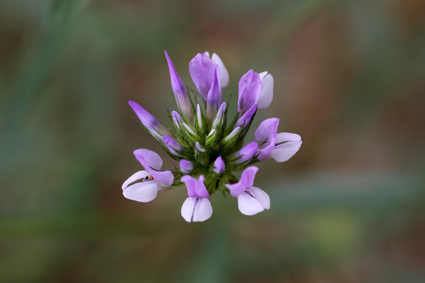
xmin=213 ymin=156 xmax=225 ymax=173
xmin=206 ymin=69 xmax=222 ymax=121
xmin=270 ymin=132 xmax=302 ymax=162
xmin=162 ymin=135 xmax=184 ymax=156
xmin=181 ymin=175 xmax=213 ymax=222
xmin=180 ymin=159 xmax=194 ymax=173
xmin=122 ymin=149 xmax=174 ymax=202
xmin=235 ymin=103 xmax=257 ymax=128
xmin=129 ymin=100 xmax=173 ymax=138
xmin=238 ymin=70 xmax=262 ymax=115
xmin=189 ymin=52 xmax=228 ymax=100
xmin=165 ymin=51 xmax=193 ymax=121
xmin=172 ymin=111 xmax=183 ymax=129
xmin=257 ymin=71 xmax=274 ymax=110
xmin=235 ymin=141 xmax=258 ymax=163
xmin=225 ymin=166 xmax=270 ymax=215
xmin=255 ymin=118 xmax=279 ymax=161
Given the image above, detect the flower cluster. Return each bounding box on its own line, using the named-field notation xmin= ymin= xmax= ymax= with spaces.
xmin=122 ymin=51 xmax=302 ymax=222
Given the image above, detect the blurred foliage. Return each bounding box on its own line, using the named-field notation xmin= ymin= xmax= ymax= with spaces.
xmin=1 ymin=0 xmax=425 ymax=282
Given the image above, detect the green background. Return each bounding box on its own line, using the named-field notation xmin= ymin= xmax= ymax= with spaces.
xmin=1 ymin=0 xmax=425 ymax=282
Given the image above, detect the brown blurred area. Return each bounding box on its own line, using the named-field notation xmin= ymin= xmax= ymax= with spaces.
xmin=1 ymin=0 xmax=425 ymax=282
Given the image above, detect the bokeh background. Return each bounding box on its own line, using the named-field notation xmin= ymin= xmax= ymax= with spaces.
xmin=1 ymin=0 xmax=425 ymax=282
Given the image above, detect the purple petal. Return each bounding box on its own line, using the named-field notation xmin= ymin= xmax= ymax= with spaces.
xmin=181 ymin=175 xmax=210 ymax=199
xmin=212 ymin=102 xmax=226 ymax=130
xmin=235 ymin=103 xmax=257 ymax=128
xmin=237 ymin=191 xmax=266 ymax=215
xmin=257 ymin=72 xmax=274 ymax=110
xmin=123 ymin=181 xmax=160 ymax=203
xmin=235 ymin=141 xmax=258 ymax=164
xmin=162 ymin=135 xmax=184 ymax=156
xmin=211 ymin=53 xmax=229 ymax=88
xmin=193 ymin=197 xmax=213 ymax=222
xmin=255 ymin=118 xmax=279 ymax=161
xmin=206 ymin=69 xmax=222 ymax=121
xmin=213 ymin=156 xmax=225 ymax=173
xmin=238 ymin=70 xmax=262 ymax=114
xmin=270 ymin=133 xmax=302 ymax=162
xmin=164 ymin=51 xmax=192 ymax=120
xmin=180 ymin=159 xmax=194 ymax=173
xmin=226 ymin=166 xmax=258 ymax=197
xmin=122 ymin=170 xmax=149 ymax=190
xmin=133 ymin=149 xmax=174 ymax=187
xmin=128 ymin=100 xmax=172 ymax=138
xmin=172 ymin=111 xmax=183 ymax=128
xmin=189 ymin=53 xmax=219 ymax=100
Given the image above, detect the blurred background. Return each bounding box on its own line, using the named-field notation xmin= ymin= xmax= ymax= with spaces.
xmin=1 ymin=0 xmax=425 ymax=282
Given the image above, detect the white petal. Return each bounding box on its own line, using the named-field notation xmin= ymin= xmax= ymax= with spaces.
xmin=247 ymin=187 xmax=270 ymax=210
xmin=257 ymin=74 xmax=274 ymax=110
xmin=237 ymin=192 xmax=265 ymax=216
xmin=275 ymin=132 xmax=301 ymax=143
xmin=122 ymin=171 xmax=149 ymax=190
xmin=193 ymin=198 xmax=213 ymax=222
xmin=181 ymin=197 xmax=197 ymax=222
xmin=270 ymin=141 xmax=302 ymax=162
xmin=211 ymin=53 xmax=229 ymax=88
xmin=123 ymin=181 xmax=159 ymax=203
xmin=259 ymin=71 xmax=268 ymax=81
xmin=204 ymin=51 xmax=210 ymax=57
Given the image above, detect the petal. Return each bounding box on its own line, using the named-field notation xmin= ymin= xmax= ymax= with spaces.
xmin=180 ymin=159 xmax=194 ymax=173
xmin=238 ymin=192 xmax=265 ymax=216
xmin=213 ymin=156 xmax=225 ymax=173
xmin=247 ymin=187 xmax=270 ymax=210
xmin=212 ymin=102 xmax=226 ymax=130
xmin=133 ymin=149 xmax=163 ymax=170
xmin=195 ymin=142 xmax=206 ymax=152
xmin=235 ymin=103 xmax=257 ymax=128
xmin=223 ymin=127 xmax=241 ymax=142
xmin=275 ymin=132 xmax=302 ymax=143
xmin=235 ymin=141 xmax=258 ymax=164
xmin=238 ymin=70 xmax=262 ymax=114
xmin=162 ymin=135 xmax=184 ymax=155
xmin=271 ymin=140 xmax=302 ymax=162
xmin=181 ymin=175 xmax=210 ymax=199
xmin=172 ymin=111 xmax=183 ymax=128
xmin=181 ymin=197 xmax=197 ymax=222
xmin=226 ymin=166 xmax=259 ymax=197
xmin=257 ymin=73 xmax=274 ymax=110
xmin=123 ymin=181 xmax=160 ymax=203
xmin=189 ymin=53 xmax=219 ymax=100
xmin=122 ymin=170 xmax=149 ymax=190
xmin=206 ymin=69 xmax=222 ymax=121
xmin=258 ymin=71 xmax=268 ymax=81
xmin=255 ymin=118 xmax=279 ymax=161
xmin=193 ymin=198 xmax=213 ymax=222
xmin=211 ymin=53 xmax=229 ymax=88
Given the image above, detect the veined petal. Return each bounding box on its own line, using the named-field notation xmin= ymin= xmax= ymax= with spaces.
xmin=189 ymin=53 xmax=220 ymax=100
xmin=238 ymin=70 xmax=262 ymax=114
xmin=237 ymin=192 xmax=266 ymax=215
xmin=235 ymin=103 xmax=257 ymax=128
xmin=206 ymin=69 xmax=222 ymax=121
xmin=226 ymin=166 xmax=259 ymax=197
xmin=193 ymin=198 xmax=213 ymax=222
xmin=180 ymin=159 xmax=194 ymax=173
xmin=181 ymin=197 xmax=197 ymax=222
xmin=257 ymin=72 xmax=274 ymax=110
xmin=123 ymin=181 xmax=160 ymax=203
xmin=128 ymin=101 xmax=173 ymax=138
xmin=213 ymin=156 xmax=225 ymax=173
xmin=235 ymin=141 xmax=258 ymax=164
xmin=122 ymin=170 xmax=149 ymax=190
xmin=211 ymin=53 xmax=229 ymax=88
xmin=271 ymin=133 xmax=302 ymax=162
xmin=164 ymin=51 xmax=193 ymax=121
xmin=255 ymin=118 xmax=279 ymax=161
xmin=181 ymin=175 xmax=210 ymax=199
xmin=247 ymin=186 xmax=270 ymax=210
xmin=133 ymin=149 xmax=174 ymax=187
xmin=162 ymin=135 xmax=184 ymax=156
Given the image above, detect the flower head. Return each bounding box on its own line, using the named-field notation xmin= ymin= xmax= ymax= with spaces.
xmin=123 ymin=51 xmax=301 ymax=222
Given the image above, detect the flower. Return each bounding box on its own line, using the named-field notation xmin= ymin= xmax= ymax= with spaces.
xmin=226 ymin=166 xmax=270 ymax=215
xmin=181 ymin=175 xmax=213 ymax=222
xmin=123 ymin=50 xmax=301 ymax=222
xmin=122 ymin=149 xmax=174 ymax=202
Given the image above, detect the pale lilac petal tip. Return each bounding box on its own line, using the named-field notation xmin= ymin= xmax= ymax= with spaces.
xmin=164 ymin=50 xmax=186 ymax=97
xmin=180 ymin=159 xmax=194 ymax=173
xmin=236 ymin=141 xmax=258 ymax=164
xmin=129 ymin=100 xmax=172 ymax=137
xmin=235 ymin=103 xmax=257 ymax=128
xmin=213 ymin=156 xmax=225 ymax=173
xmin=211 ymin=53 xmax=229 ymax=88
xmin=162 ymin=135 xmax=184 ymax=155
